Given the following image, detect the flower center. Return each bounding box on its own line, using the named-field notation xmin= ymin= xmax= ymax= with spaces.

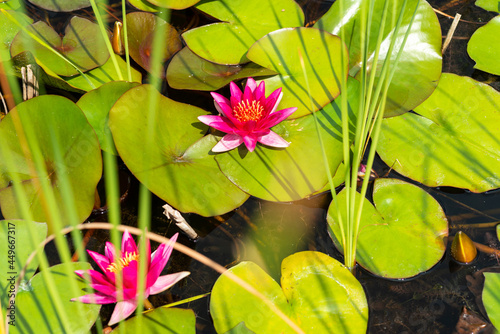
xmin=106 ymin=252 xmax=139 ymax=273
xmin=232 ymin=100 xmax=265 ymax=123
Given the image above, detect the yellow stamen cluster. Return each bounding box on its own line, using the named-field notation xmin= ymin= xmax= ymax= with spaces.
xmin=232 ymin=100 xmax=265 ymax=122
xmin=106 ymin=251 xmax=139 ymax=273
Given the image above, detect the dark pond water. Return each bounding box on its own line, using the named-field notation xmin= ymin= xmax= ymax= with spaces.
xmin=30 ymin=0 xmax=500 ymax=332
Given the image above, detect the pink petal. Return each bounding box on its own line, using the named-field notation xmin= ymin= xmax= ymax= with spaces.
xmin=108 ymin=300 xmax=138 ymax=326
xmin=242 ymin=135 xmax=258 ymax=152
xmin=245 ymin=77 xmax=257 ymax=93
xmin=104 ymin=242 xmax=117 ymax=263
xmin=148 ymin=233 xmax=179 ymax=286
xmin=198 ymin=115 xmax=236 ymax=134
xmin=212 ymin=134 xmax=244 ymax=152
xmin=254 ymin=80 xmax=266 ymax=102
xmin=257 ymin=131 xmax=290 ymax=148
xmin=90 ymin=283 xmax=117 ymax=296
xmin=229 ymin=82 xmax=242 ymax=102
xmin=149 ymin=272 xmax=190 ymax=295
xmin=265 ymin=88 xmax=283 ymax=114
xmin=121 ymin=230 xmax=138 ymax=255
xmin=72 ymin=293 xmax=116 ymax=304
xmin=260 ymin=107 xmax=297 ymax=129
xmin=87 ymin=250 xmax=110 ymax=274
xmin=76 ymin=269 xmax=113 ymax=286
xmin=211 ymin=94 xmax=232 ymax=118
xmin=242 ymin=84 xmax=254 ymax=102
xmin=121 ymin=260 xmax=138 ymax=289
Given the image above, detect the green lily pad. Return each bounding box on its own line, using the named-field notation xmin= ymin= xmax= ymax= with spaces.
xmin=11 ymin=16 xmax=109 ymax=77
xmin=109 ymin=84 xmax=249 ymax=216
xmin=327 ymin=178 xmax=448 ymax=279
xmin=77 ymin=81 xmax=140 ymax=154
xmin=127 ymin=0 xmax=160 ymax=12
xmin=315 ymin=0 xmax=442 ymax=117
xmin=166 ymin=47 xmax=276 ymax=91
xmin=26 ymin=0 xmax=90 ymax=11
xmin=215 ymin=77 xmax=359 ymax=202
xmin=0 ymin=220 xmax=47 ymax=316
xmin=247 ymin=27 xmax=348 ymax=118
xmin=112 ymin=307 xmax=196 ymax=333
xmin=0 ymin=95 xmax=102 ymax=230
xmin=0 ymin=10 xmax=32 ymax=60
xmin=468 ymin=16 xmax=500 ymax=75
xmin=483 ymin=272 xmax=500 ymax=330
xmin=225 ymin=322 xmax=254 ymax=334
xmin=377 ymin=73 xmax=500 ymax=192
xmin=0 ymin=0 xmax=21 ymax=10
xmin=125 ymin=12 xmax=182 ymax=73
xmin=145 ymin=0 xmax=200 ymax=9
xmin=210 ymin=251 xmax=368 ymax=333
xmin=12 ymin=262 xmax=101 ymax=334
xmin=475 ymin=0 xmax=500 ymax=12
xmin=182 ymin=0 xmax=304 ymax=65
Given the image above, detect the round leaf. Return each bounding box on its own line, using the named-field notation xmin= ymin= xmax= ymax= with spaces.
xmin=127 ymin=0 xmax=160 ymax=12
xmin=475 ymin=0 xmax=500 ymax=13
xmin=210 ymin=251 xmax=368 ymax=333
xmin=247 ymin=27 xmax=348 ymax=118
xmin=125 ymin=12 xmax=182 ymax=73
xmin=112 ymin=307 xmax=196 ymax=333
xmin=0 ymin=10 xmax=32 ymax=60
xmin=215 ymin=77 xmax=359 ymax=202
xmin=11 ymin=16 xmax=109 ymax=76
xmin=182 ymin=0 xmax=304 ymax=65
xmin=0 ymin=95 xmax=102 ymax=229
xmin=483 ymin=272 xmax=500 ymax=330
xmin=26 ymin=0 xmax=90 ymax=11
xmin=145 ymin=0 xmax=200 ymax=9
xmin=0 ymin=0 xmax=21 ymax=10
xmin=77 ymin=81 xmax=140 ymax=154
xmin=109 ymin=84 xmax=249 ymax=216
xmin=315 ymin=0 xmax=442 ymax=117
xmin=467 ymin=16 xmax=500 ymax=75
xmin=166 ymin=47 xmax=276 ymax=91
xmin=11 ymin=262 xmax=101 ymax=334
xmin=377 ymin=73 xmax=500 ymax=192
xmin=327 ymin=178 xmax=448 ymax=279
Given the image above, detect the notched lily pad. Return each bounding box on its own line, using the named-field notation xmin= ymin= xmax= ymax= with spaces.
xmin=468 ymin=16 xmax=500 ymax=75
xmin=10 ymin=16 xmax=109 ymax=76
xmin=377 ymin=73 xmax=500 ymax=192
xmin=125 ymin=11 xmax=182 ymax=73
xmin=26 ymin=0 xmax=90 ymax=12
xmin=210 ymin=251 xmax=368 ymax=333
xmin=112 ymin=307 xmax=196 ymax=333
xmin=327 ymin=178 xmax=448 ymax=279
xmin=248 ymin=27 xmax=348 ymax=118
xmin=0 ymin=95 xmax=102 ymax=230
xmin=182 ymin=0 xmax=304 ymax=65
xmin=166 ymin=47 xmax=276 ymax=91
xmin=109 ymin=84 xmax=249 ymax=216
xmin=315 ymin=0 xmax=442 ymax=117
xmin=475 ymin=0 xmax=500 ymax=13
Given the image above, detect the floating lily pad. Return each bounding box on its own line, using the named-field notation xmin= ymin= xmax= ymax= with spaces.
xmin=0 ymin=0 xmax=21 ymax=10
xmin=468 ymin=16 xmax=500 ymax=75
xmin=0 ymin=95 xmax=102 ymax=229
xmin=475 ymin=0 xmax=500 ymax=12
xmin=0 ymin=10 xmax=32 ymax=60
xmin=327 ymin=178 xmax=448 ymax=279
xmin=26 ymin=0 xmax=90 ymax=11
xmin=377 ymin=73 xmax=500 ymax=192
xmin=215 ymin=77 xmax=359 ymax=202
xmin=11 ymin=16 xmax=109 ymax=77
xmin=112 ymin=307 xmax=196 ymax=333
xmin=315 ymin=0 xmax=442 ymax=117
xmin=0 ymin=220 xmax=47 ymax=316
xmin=127 ymin=0 xmax=160 ymax=12
xmin=166 ymin=47 xmax=276 ymax=91
xmin=12 ymin=262 xmax=101 ymax=334
xmin=125 ymin=12 xmax=182 ymax=73
xmin=247 ymin=27 xmax=348 ymax=118
xmin=77 ymin=81 xmax=140 ymax=154
xmin=145 ymin=0 xmax=200 ymax=9
xmin=182 ymin=0 xmax=304 ymax=65
xmin=109 ymin=84 xmax=249 ymax=216
xmin=483 ymin=272 xmax=500 ymax=330
xmin=210 ymin=251 xmax=368 ymax=333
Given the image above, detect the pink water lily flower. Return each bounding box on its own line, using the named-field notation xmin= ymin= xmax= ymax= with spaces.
xmin=72 ymin=231 xmax=189 ymax=326
xmin=198 ymin=77 xmax=297 ymax=152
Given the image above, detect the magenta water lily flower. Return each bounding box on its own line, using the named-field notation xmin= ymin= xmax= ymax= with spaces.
xmin=198 ymin=77 xmax=297 ymax=152
xmin=72 ymin=231 xmax=189 ymax=326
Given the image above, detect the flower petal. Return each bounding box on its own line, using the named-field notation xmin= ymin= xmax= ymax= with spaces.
xmin=265 ymin=88 xmax=283 ymax=114
xmin=87 ymin=250 xmax=111 ymax=274
xmin=257 ymin=130 xmax=290 ymax=148
xmin=149 ymin=271 xmax=190 ymax=295
xmin=122 ymin=260 xmax=138 ymax=289
xmin=76 ymin=269 xmax=113 ymax=286
xmin=242 ymin=84 xmax=254 ymax=102
xmin=71 ymin=293 xmax=116 ymax=304
xmin=212 ymin=134 xmax=244 ymax=152
xmin=254 ymin=80 xmax=266 ymax=103
xmin=245 ymin=77 xmax=257 ymax=93
xmin=260 ymin=107 xmax=297 ymax=129
xmin=121 ymin=230 xmax=138 ymax=255
xmin=148 ymin=233 xmax=179 ymax=286
xmin=90 ymin=283 xmax=117 ymax=296
xmin=198 ymin=115 xmax=236 ymax=133
xmin=104 ymin=242 xmax=117 ymax=263
xmin=242 ymin=135 xmax=258 ymax=152
xmin=229 ymin=82 xmax=242 ymax=102
xmin=108 ymin=300 xmax=138 ymax=326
